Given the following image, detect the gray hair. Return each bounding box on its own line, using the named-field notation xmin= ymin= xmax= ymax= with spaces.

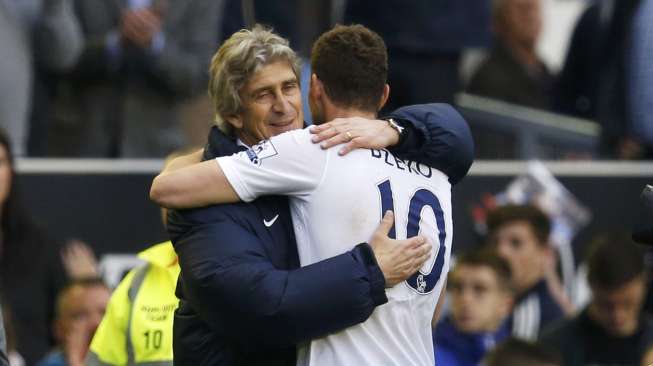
xmin=208 ymin=25 xmax=301 ymax=135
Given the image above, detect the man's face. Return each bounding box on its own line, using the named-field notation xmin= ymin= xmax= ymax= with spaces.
xmin=499 ymin=0 xmax=542 ymax=48
xmin=232 ymin=61 xmax=303 ymax=145
xmin=491 ymin=220 xmax=549 ymax=294
xmin=56 ymin=285 xmax=111 ymax=347
xmin=589 ymin=276 xmax=646 ymax=337
xmin=449 ymin=264 xmax=512 ymax=333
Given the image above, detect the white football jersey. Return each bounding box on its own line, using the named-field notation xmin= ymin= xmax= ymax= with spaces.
xmin=217 ymin=127 xmax=453 ymax=366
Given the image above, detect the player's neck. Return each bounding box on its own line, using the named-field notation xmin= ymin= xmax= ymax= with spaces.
xmin=325 ymin=107 xmax=376 ymax=121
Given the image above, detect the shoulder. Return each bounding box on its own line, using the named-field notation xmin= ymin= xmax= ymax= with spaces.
xmin=539 ymin=311 xmax=582 ymax=345
xmin=168 ymin=202 xmax=256 ymax=226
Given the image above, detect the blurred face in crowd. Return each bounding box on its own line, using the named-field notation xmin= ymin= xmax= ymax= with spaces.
xmin=449 ymin=264 xmax=513 ymax=333
xmin=495 ymin=0 xmax=542 ymax=49
xmin=228 ymin=61 xmax=303 ymax=145
xmin=0 ymin=144 xmax=12 ymax=206
xmin=491 ymin=220 xmax=551 ymax=294
xmin=589 ymin=275 xmax=646 ymax=337
xmin=55 ymin=284 xmax=111 ymax=348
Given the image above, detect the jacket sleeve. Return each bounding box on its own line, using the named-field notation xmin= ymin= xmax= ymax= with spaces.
xmin=386 ymin=103 xmax=475 ymax=185
xmin=168 ymin=208 xmax=387 ymax=350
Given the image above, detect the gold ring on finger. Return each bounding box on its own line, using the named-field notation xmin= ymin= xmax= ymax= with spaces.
xmin=345 ymin=131 xmax=353 ymax=141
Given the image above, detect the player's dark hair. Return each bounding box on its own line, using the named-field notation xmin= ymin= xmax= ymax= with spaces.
xmin=310 ymin=24 xmax=387 ymax=113
xmin=586 ymin=232 xmax=646 ymax=290
xmin=484 ymin=338 xmax=561 ymax=366
xmin=452 ymin=248 xmax=514 ymax=292
xmin=486 ymin=204 xmax=551 ymax=246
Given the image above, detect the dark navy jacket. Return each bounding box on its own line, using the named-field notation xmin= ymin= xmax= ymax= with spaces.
xmin=169 ymin=104 xmax=473 ymax=365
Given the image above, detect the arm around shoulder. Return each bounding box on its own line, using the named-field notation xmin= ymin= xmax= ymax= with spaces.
xmin=388 ymin=103 xmax=474 ymax=184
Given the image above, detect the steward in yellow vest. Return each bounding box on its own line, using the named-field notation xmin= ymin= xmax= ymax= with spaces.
xmin=86 ymin=242 xmax=179 ymax=365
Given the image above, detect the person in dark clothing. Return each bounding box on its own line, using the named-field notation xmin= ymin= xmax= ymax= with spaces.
xmin=152 ymin=26 xmax=473 ymax=365
xmin=0 ymin=128 xmax=67 ymax=365
xmin=540 ymin=234 xmax=653 ymax=366
xmin=554 ymin=0 xmax=642 ymax=158
xmin=344 ymin=0 xmax=491 ymax=110
xmin=467 ymin=0 xmax=553 ymax=110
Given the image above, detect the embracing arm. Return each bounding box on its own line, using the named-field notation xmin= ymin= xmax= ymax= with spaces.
xmin=150 ymin=159 xmax=239 ymax=208
xmin=309 ymin=104 xmax=474 ymax=184
xmin=169 ymin=209 xmax=429 ymax=349
xmin=169 ymin=210 xmax=383 ymax=349
xmin=386 ymin=103 xmax=474 ymax=184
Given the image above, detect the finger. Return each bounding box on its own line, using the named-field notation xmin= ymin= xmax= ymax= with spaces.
xmin=375 ymin=211 xmax=394 ymax=236
xmin=311 ymin=126 xmax=339 ymax=143
xmin=338 ymin=143 xmax=353 ymax=156
xmin=412 ymin=251 xmax=432 ymax=271
xmin=319 ymin=132 xmax=350 ymax=149
xmin=309 ymin=124 xmax=330 ymax=134
xmin=401 ymin=235 xmax=428 ymax=250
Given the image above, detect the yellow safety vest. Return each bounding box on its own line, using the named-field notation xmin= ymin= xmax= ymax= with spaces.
xmin=87 ymin=242 xmax=180 ymax=366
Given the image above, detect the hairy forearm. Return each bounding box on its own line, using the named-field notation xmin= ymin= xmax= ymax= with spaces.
xmin=162 ymin=149 xmax=203 ymax=174
xmin=151 ymin=158 xmax=239 ymax=208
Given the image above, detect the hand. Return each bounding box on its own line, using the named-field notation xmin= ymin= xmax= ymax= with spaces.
xmin=369 ymin=211 xmax=431 ymax=287
xmin=310 ymin=117 xmax=399 ymax=155
xmin=61 ymin=240 xmax=99 ymax=280
xmin=120 ymin=8 xmax=163 ymax=48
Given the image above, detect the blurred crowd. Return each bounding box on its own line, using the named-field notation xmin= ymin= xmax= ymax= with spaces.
xmin=0 ymin=0 xmax=651 ymax=160
xmin=0 ymin=0 xmax=652 ymax=365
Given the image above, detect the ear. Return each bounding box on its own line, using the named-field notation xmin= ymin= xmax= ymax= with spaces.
xmin=378 ymin=84 xmax=390 ymax=111
xmin=310 ymin=74 xmax=323 ymax=100
xmin=225 ymin=114 xmax=244 ymax=130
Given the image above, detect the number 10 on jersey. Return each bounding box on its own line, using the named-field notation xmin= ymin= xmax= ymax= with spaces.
xmin=377 ymin=179 xmax=447 ymax=294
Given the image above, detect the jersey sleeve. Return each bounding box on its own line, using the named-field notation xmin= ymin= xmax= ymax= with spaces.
xmin=216 ymin=128 xmax=327 ymax=202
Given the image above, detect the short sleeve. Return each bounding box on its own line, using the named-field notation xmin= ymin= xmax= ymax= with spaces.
xmin=217 ymin=127 xmax=327 ymax=202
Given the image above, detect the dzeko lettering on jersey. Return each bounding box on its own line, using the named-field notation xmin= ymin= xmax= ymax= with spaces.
xmin=246 ymin=140 xmax=278 ymax=166
xmin=370 ymin=149 xmax=432 ymax=178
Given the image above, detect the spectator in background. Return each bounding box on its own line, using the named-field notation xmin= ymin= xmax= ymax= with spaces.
xmin=0 ymin=0 xmax=82 ymax=156
xmin=466 ymin=0 xmax=553 ymax=110
xmin=486 ymin=205 xmax=570 ymax=340
xmin=49 ymin=0 xmax=221 ymax=157
xmin=344 ymin=0 xmax=491 ymax=110
xmin=0 ymin=128 xmax=100 ymax=364
xmin=628 ymin=0 xmax=653 ymax=159
xmin=540 ymin=234 xmax=653 ymax=366
xmin=87 ymin=153 xmax=182 ymax=366
xmin=434 ymin=249 xmax=514 ymax=366
xmin=554 ymin=0 xmax=642 ymax=158
xmin=37 ymin=279 xmax=110 ymax=366
xmin=483 ymin=338 xmax=561 ymax=366
xmin=86 ymin=241 xmax=177 ymax=366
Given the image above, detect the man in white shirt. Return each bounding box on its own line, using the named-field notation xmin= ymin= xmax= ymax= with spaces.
xmin=152 ymin=25 xmax=472 ymax=365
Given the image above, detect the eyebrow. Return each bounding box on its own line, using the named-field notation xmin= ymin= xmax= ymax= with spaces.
xmin=249 ymin=77 xmax=298 ymax=97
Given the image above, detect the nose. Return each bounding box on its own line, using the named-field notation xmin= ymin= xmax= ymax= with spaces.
xmin=496 ymin=242 xmax=511 ymax=259
xmin=272 ymin=93 xmax=292 ymax=114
